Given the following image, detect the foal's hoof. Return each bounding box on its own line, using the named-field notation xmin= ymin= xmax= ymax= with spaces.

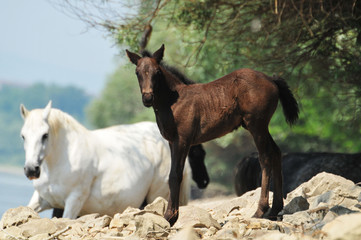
xmin=164 ymin=210 xmax=179 ymax=227
xmin=252 ymin=207 xmax=270 ymax=219
xmin=253 ymin=208 xmax=281 ymax=221
xmin=265 ymin=208 xmax=283 ymax=221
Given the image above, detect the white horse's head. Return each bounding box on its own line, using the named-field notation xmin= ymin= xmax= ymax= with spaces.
xmin=20 ymin=101 xmax=52 ymax=180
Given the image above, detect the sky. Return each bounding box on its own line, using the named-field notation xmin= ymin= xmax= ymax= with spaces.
xmin=0 ymin=0 xmax=120 ymax=95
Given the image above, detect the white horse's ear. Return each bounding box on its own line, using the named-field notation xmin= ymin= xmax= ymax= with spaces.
xmin=20 ymin=104 xmax=29 ymax=119
xmin=43 ymin=101 xmax=52 ymax=121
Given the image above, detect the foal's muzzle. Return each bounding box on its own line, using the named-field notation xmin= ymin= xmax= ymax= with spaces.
xmin=24 ymin=165 xmax=40 ymax=180
xmin=142 ymin=93 xmax=154 ymax=107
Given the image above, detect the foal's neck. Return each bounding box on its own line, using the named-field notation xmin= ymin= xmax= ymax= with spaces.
xmin=161 ymin=66 xmax=185 ymax=91
xmin=152 ymin=68 xmax=185 ymax=111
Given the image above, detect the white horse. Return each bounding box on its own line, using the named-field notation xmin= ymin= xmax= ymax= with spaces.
xmin=20 ymin=101 xmax=191 ymax=218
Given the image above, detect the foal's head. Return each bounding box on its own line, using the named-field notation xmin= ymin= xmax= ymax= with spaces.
xmin=126 ymin=44 xmax=165 ymax=107
xmin=20 ymin=101 xmax=52 ymax=180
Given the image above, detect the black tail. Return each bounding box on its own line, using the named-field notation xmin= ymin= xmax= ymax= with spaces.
xmin=273 ymin=77 xmax=299 ymax=125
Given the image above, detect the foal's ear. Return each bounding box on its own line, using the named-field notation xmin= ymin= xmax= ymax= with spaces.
xmin=43 ymin=101 xmax=52 ymax=121
xmin=20 ymin=104 xmax=29 ymax=119
xmin=126 ymin=50 xmax=141 ymax=65
xmin=153 ymin=44 xmax=164 ymax=64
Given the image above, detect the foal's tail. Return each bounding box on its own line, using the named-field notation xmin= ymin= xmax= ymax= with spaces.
xmin=273 ymin=77 xmax=299 ymax=125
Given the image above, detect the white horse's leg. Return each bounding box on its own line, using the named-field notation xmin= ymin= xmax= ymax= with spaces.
xmin=28 ymin=190 xmax=51 ymax=212
xmin=62 ymin=190 xmax=89 ymax=219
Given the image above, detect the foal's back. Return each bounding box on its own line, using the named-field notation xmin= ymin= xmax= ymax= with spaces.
xmin=173 ymin=68 xmax=279 ymax=143
xmin=183 ymin=68 xmax=279 ymax=109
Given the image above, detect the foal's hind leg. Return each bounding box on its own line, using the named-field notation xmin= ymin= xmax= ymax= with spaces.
xmin=188 ymin=144 xmax=209 ymax=189
xmin=248 ymin=123 xmax=283 ymax=219
xmin=269 ymin=142 xmax=283 ymax=219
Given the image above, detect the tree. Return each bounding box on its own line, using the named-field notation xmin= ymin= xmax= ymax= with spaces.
xmin=87 ymin=65 xmax=155 ymax=127
xmin=57 ymin=0 xmax=361 ymax=186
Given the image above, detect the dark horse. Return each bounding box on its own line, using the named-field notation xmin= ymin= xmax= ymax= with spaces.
xmin=126 ymin=45 xmax=299 ymax=225
xmin=235 ymin=152 xmax=361 ymax=198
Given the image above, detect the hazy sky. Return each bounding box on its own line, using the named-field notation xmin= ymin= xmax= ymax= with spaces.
xmin=0 ymin=0 xmax=120 ymax=95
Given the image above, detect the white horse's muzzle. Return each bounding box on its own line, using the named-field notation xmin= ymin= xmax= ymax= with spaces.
xmin=24 ymin=165 xmax=40 ymax=180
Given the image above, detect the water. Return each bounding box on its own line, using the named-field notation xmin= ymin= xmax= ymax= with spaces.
xmin=0 ymin=168 xmax=51 ymax=219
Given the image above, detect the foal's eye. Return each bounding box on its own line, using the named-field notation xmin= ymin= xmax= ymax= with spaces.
xmin=42 ymin=133 xmax=48 ymax=142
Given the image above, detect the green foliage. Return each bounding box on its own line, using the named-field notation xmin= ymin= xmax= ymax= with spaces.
xmin=87 ymin=65 xmax=155 ymax=128
xmin=0 ymin=83 xmax=91 ymax=166
xmin=82 ymin=0 xmax=361 ymax=187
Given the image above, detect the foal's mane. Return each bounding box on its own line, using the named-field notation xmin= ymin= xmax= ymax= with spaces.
xmin=141 ymin=50 xmax=195 ymax=85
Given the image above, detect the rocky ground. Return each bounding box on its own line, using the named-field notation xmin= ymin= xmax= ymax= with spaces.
xmin=1 ymin=172 xmax=361 ymax=240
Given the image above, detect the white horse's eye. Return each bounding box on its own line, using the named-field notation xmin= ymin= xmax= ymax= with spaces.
xmin=42 ymin=133 xmax=49 ymax=142
xmin=21 ymin=135 xmax=25 ymax=141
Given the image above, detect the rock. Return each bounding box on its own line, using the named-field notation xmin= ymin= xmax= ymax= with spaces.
xmin=256 ymin=231 xmax=314 ymax=240
xmin=214 ymin=227 xmax=242 ymax=239
xmin=144 ymin=196 xmax=168 ymax=216
xmin=201 ymin=226 xmax=219 ymax=238
xmin=29 ymin=233 xmax=50 ymax=240
xmin=321 ymin=210 xmax=338 ymax=224
xmin=310 ymin=190 xmax=333 ymax=208
xmin=287 ymin=172 xmax=361 ymax=201
xmin=329 ymin=205 xmax=357 ymax=215
xmin=282 ymin=196 xmax=309 ymax=214
xmin=82 ymin=215 xmax=111 ymax=228
xmin=2 ymin=172 xmax=361 ymax=239
xmin=77 ymin=213 xmax=100 ymax=222
xmin=19 ymin=218 xmax=57 ymax=238
xmin=170 ymin=226 xmax=200 ymax=240
xmin=109 ymin=207 xmax=141 ymax=229
xmin=221 ymin=217 xmax=247 ymax=233
xmin=173 ymin=205 xmax=221 ymax=229
xmin=60 ymin=222 xmax=85 ymax=239
xmin=282 ymin=211 xmax=312 ymax=226
xmin=203 ymin=188 xmax=271 ymax=221
xmin=1 ymin=206 xmax=40 ymax=228
xmin=322 ymin=213 xmax=361 ymax=240
xmin=51 ymin=217 xmax=77 ymax=230
xmin=0 ymin=226 xmax=23 ymax=240
xmin=134 ymin=212 xmax=170 ymax=238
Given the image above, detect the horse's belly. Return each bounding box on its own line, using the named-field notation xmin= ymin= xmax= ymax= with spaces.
xmin=80 ymin=171 xmax=155 ymax=216
xmin=196 ymin=115 xmax=243 ymax=144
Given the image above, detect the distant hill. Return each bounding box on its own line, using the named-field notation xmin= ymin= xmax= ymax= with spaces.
xmin=0 ymin=82 xmax=92 ymax=166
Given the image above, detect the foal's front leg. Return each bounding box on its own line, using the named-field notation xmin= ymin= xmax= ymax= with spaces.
xmin=164 ymin=141 xmax=190 ymax=226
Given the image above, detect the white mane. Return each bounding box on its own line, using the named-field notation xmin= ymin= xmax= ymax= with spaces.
xmin=47 ymin=109 xmax=88 ymax=137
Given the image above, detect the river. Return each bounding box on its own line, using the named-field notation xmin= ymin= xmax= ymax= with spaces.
xmin=0 ymin=167 xmax=51 ymax=218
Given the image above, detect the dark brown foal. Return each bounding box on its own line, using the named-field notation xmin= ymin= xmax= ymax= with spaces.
xmin=126 ymin=45 xmax=299 ymax=225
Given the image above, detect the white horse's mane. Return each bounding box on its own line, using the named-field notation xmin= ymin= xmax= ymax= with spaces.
xmin=48 ymin=108 xmax=87 ymax=131
xmin=47 ymin=108 xmax=88 ymax=136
